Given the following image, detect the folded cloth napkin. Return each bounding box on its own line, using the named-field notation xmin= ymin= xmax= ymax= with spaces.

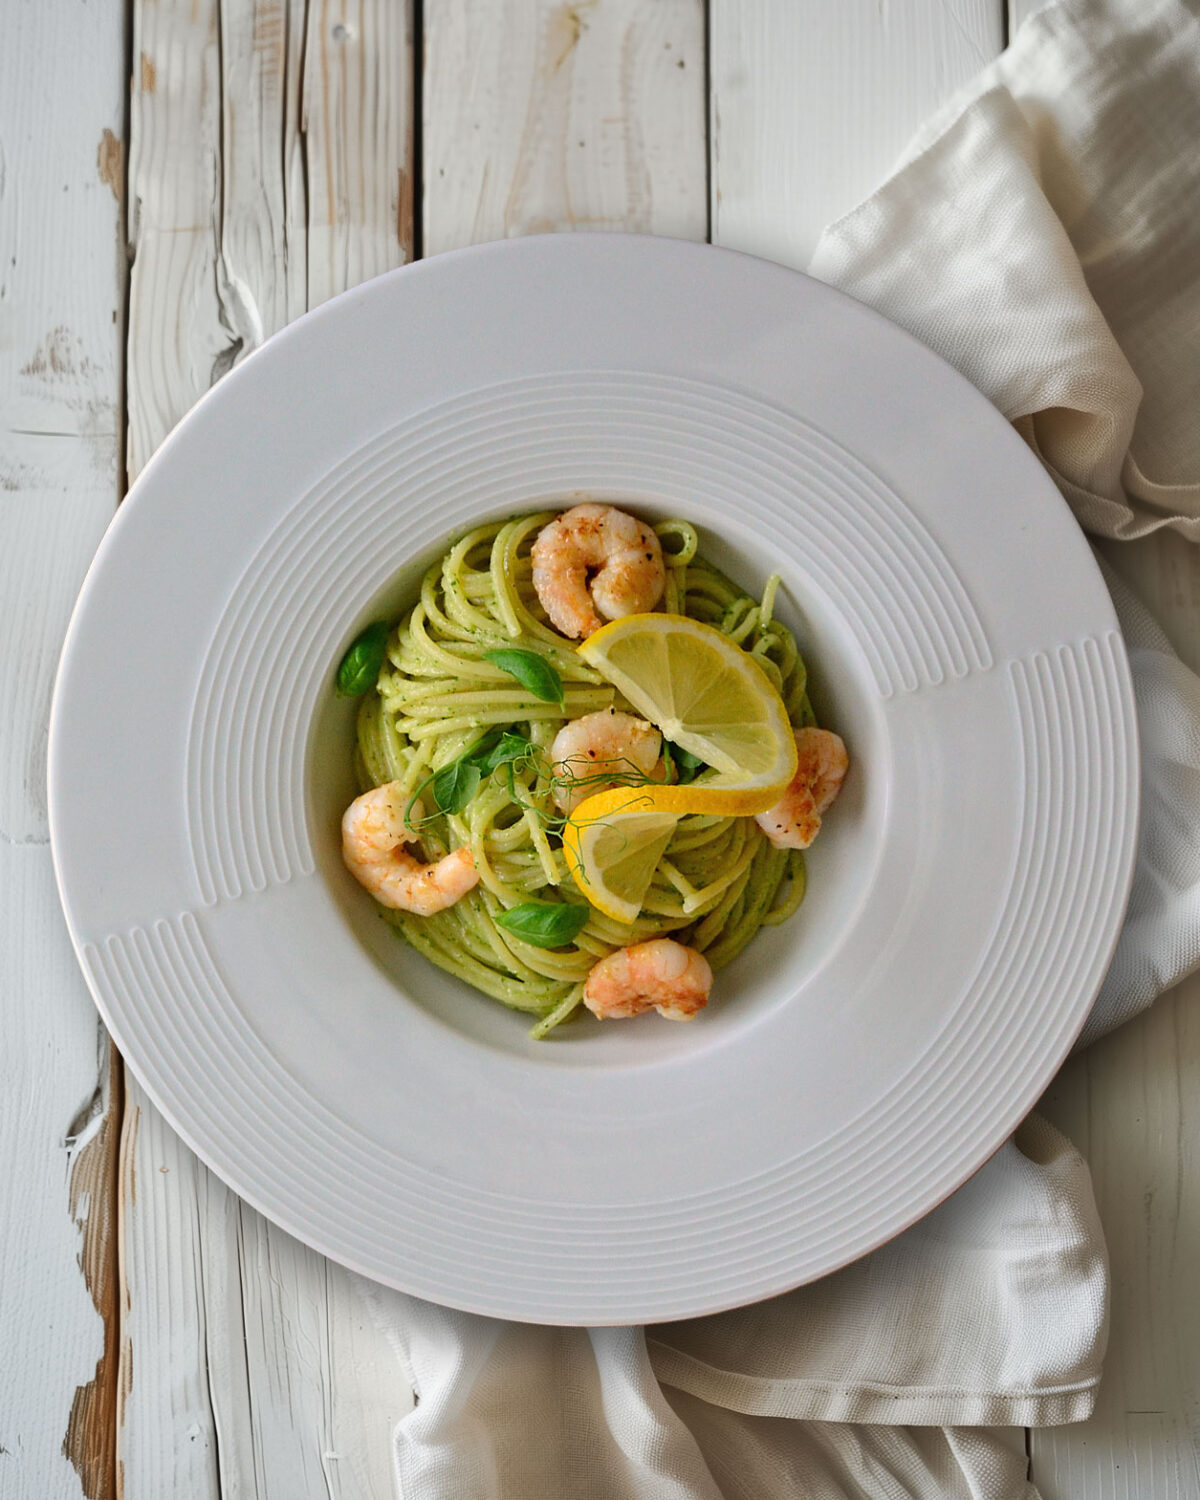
xmin=361 ymin=0 xmax=1200 ymax=1493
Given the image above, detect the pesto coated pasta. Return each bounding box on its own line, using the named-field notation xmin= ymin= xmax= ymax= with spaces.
xmin=352 ymin=512 xmax=814 ymax=1037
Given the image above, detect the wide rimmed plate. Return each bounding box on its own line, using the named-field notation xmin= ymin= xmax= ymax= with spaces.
xmin=49 ymin=235 xmax=1138 ymax=1325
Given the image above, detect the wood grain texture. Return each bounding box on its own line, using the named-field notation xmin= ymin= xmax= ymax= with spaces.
xmin=303 ymin=0 xmax=416 ymax=305
xmin=126 ymin=0 xmax=227 ymax=482
xmin=422 ymin=0 xmax=707 ymax=254
xmin=0 ymin=1 xmax=125 ymax=1495
xmin=709 ymin=0 xmax=1004 ymax=269
xmin=127 ymin=0 xmax=414 ymax=477
xmin=121 ymin=1 xmax=416 ymax=1494
xmin=62 ymin=1041 xmax=124 ymax=1500
xmin=119 ymin=1094 xmax=412 ymax=1499
xmin=1030 ymin=534 xmax=1200 ymax=1498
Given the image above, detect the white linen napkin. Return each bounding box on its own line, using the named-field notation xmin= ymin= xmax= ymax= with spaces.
xmin=361 ymin=0 xmax=1200 ymax=1493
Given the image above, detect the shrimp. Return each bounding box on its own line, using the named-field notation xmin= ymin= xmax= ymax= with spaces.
xmin=532 ymin=502 xmax=666 ymax=639
xmin=550 ymin=708 xmax=666 ymax=814
xmin=583 ymin=938 xmax=713 ymax=1022
xmin=342 ymin=782 xmax=479 ymax=915
xmin=755 ymin=727 xmax=849 ymax=850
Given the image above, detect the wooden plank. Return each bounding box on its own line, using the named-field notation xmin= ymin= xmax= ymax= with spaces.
xmin=126 ymin=0 xmax=227 ymax=482
xmin=116 ymin=1104 xmax=222 ymax=1497
xmin=119 ymin=1097 xmax=413 ymax=1499
xmin=302 ymin=0 xmax=416 ymax=304
xmin=1030 ymin=533 xmax=1200 ymax=1499
xmin=0 ymin=1 xmax=125 ymax=1496
xmin=422 ymin=0 xmax=707 ymax=254
xmin=216 ymin=0 xmax=309 ymax=338
xmin=121 ymin=2 xmax=417 ymax=1495
xmin=127 ymin=0 xmax=414 ymax=474
xmin=709 ymin=0 xmax=1004 ymax=269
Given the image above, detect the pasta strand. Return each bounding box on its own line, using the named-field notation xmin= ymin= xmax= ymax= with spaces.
xmin=356 ymin=516 xmax=814 ymax=1035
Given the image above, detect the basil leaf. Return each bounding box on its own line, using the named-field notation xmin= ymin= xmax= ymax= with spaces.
xmin=461 ymin=728 xmax=504 ymax=767
xmin=495 ymin=901 xmax=590 ymax=949
xmin=432 ymin=759 xmax=482 ymax=815
xmin=421 ymin=732 xmax=537 ymax=827
xmin=336 ymin=620 xmax=391 ymax=697
xmin=473 ymin=730 xmax=535 ymax=776
xmin=665 ymin=741 xmax=705 ymax=784
xmin=485 ymin=648 xmax=564 ymax=705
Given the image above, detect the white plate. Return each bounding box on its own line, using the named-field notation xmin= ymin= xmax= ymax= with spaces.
xmin=49 ymin=235 xmax=1138 ymax=1325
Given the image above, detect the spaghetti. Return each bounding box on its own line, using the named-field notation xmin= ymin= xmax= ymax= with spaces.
xmin=353 ymin=512 xmax=815 ymax=1037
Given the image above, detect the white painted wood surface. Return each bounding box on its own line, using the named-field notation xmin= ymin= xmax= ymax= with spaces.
xmin=0 ymin=3 xmax=125 ymax=1496
xmin=709 ymin=0 xmax=1004 ymax=268
xmin=6 ymin=1 xmax=1199 ymax=1496
xmin=422 ymin=0 xmax=707 ymax=252
xmin=119 ymin=1101 xmax=410 ymax=1500
xmin=127 ymin=0 xmax=414 ymax=475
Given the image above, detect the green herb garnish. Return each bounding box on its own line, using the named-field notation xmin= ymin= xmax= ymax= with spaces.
xmin=665 ymin=741 xmax=705 ymax=784
xmin=431 ymin=759 xmax=483 ymax=815
xmin=495 ymin=901 xmax=591 ymax=948
xmin=408 ymin=730 xmax=539 ymax=823
xmin=336 ymin=620 xmax=390 ymax=697
xmin=485 ymin=648 xmax=565 ymax=706
xmin=472 ymin=730 xmax=536 ymax=775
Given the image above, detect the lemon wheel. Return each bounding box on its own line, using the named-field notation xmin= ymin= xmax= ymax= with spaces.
xmin=561 ymin=790 xmax=679 ymax=924
xmin=577 ymin=613 xmax=798 ymax=816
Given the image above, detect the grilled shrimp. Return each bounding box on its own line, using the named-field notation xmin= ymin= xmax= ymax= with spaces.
xmin=532 ymin=503 xmax=665 ymax=639
xmin=550 ymin=708 xmax=667 ymax=814
xmin=342 ymin=782 xmax=479 ymax=915
xmin=755 ymin=727 xmax=848 ymax=850
xmin=583 ymin=938 xmax=713 ymax=1022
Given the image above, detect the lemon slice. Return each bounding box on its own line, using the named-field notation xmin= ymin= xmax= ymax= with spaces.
xmin=561 ymin=789 xmax=679 ymax=925
xmin=577 ymin=614 xmax=798 ymax=815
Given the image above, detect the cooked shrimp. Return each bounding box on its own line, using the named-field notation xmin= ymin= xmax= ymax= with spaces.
xmin=342 ymin=782 xmax=479 ymax=915
xmin=532 ymin=502 xmax=666 ymax=639
xmin=550 ymin=708 xmax=666 ymax=814
xmin=583 ymin=938 xmax=713 ymax=1022
xmin=755 ymin=727 xmax=849 ymax=850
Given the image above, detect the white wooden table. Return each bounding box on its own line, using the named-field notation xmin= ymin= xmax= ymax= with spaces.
xmin=3 ymin=2 xmax=1198 ymax=1495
